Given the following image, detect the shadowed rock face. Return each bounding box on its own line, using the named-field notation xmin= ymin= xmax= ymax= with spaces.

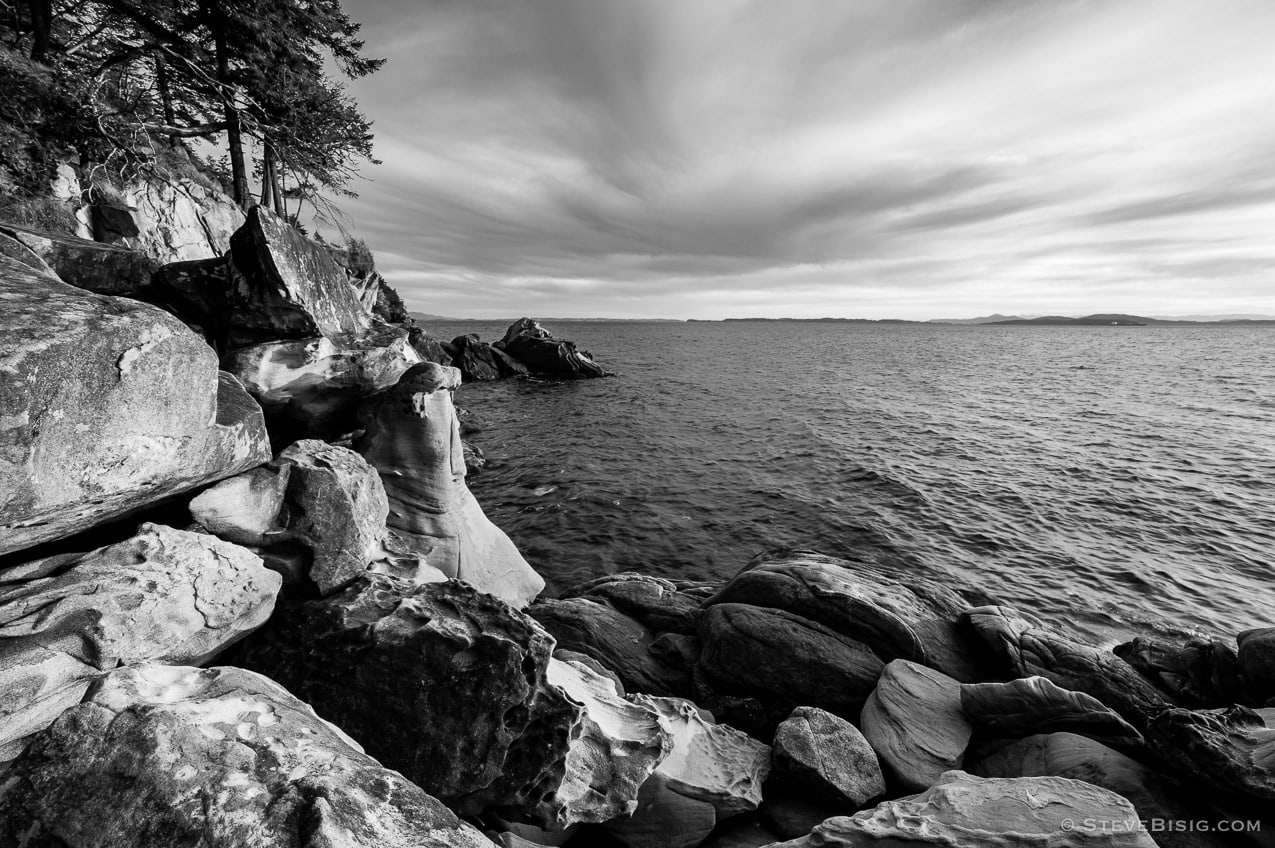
xmin=0 ymin=664 xmax=492 ymax=848
xmin=1115 ymin=636 xmax=1247 ymax=708
xmin=0 ymin=256 xmax=271 ymax=556
xmin=0 ymin=523 xmax=280 ymax=761
xmin=496 ymin=317 xmax=609 ymax=378
xmin=960 ymin=677 xmax=1143 ymax=749
xmin=1145 ymin=705 xmax=1275 ymax=803
xmin=355 ymin=362 xmax=544 ymax=608
xmin=0 ymin=223 xmax=159 ymax=295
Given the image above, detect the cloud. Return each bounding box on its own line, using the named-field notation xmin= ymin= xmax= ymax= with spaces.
xmin=332 ymin=0 xmax=1275 ymax=318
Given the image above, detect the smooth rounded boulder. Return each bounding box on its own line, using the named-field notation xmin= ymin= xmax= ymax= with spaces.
xmin=0 ymin=255 xmax=271 ymax=556
xmin=772 ymin=706 xmax=885 ymax=808
xmin=860 ymin=659 xmax=972 ymax=792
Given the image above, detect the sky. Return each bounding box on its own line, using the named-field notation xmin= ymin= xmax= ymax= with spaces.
xmin=334 ymin=0 xmax=1275 ymax=319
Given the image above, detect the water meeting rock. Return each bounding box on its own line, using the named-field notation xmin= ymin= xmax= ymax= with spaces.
xmin=860 ymin=660 xmax=972 ymax=792
xmin=1115 ymin=635 xmax=1247 ymax=708
xmin=562 ymin=572 xmax=703 ymax=635
xmin=764 ymin=770 xmax=1158 ymax=848
xmin=1144 ymin=704 xmax=1275 ymax=802
xmin=355 ymin=361 xmax=544 ymax=608
xmin=451 ymin=333 xmax=503 ymax=381
xmin=0 ymin=256 xmax=271 ymax=556
xmin=0 ymin=664 xmax=491 ymax=848
xmin=771 ymin=706 xmax=885 ymax=809
xmin=496 ymin=317 xmax=609 ymax=378
xmin=0 ymin=523 xmax=280 ymax=760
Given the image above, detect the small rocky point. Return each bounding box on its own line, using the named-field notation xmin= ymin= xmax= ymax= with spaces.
xmin=2 ymin=199 xmax=1273 ymax=847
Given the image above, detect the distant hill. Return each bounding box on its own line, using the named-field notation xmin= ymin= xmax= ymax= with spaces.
xmin=987 ymin=313 xmax=1275 ymax=326
xmin=928 ymin=314 xmax=1025 ymax=324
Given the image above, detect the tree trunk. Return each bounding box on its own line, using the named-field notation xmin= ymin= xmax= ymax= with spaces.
xmin=154 ymin=51 xmax=177 ymax=147
xmin=268 ymin=145 xmax=284 ymax=216
xmin=27 ymin=0 xmax=52 ymax=62
xmin=210 ymin=4 xmax=250 ymax=208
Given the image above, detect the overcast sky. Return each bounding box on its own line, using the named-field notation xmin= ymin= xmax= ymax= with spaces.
xmin=336 ymin=0 xmax=1275 ymax=319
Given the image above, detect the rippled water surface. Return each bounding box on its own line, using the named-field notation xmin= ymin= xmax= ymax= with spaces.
xmin=430 ymin=321 xmax=1275 ymax=644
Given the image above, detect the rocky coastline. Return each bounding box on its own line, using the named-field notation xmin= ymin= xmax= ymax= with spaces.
xmin=2 ymin=200 xmax=1274 ymax=848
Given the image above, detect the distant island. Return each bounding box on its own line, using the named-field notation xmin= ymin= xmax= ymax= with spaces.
xmin=412 ymin=312 xmax=1275 ymax=326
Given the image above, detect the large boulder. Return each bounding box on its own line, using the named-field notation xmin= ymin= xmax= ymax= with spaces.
xmin=407 ymin=325 xmax=454 ymax=365
xmin=355 ymin=362 xmax=544 ymax=608
xmin=189 ymin=462 xmax=291 ymax=546
xmin=965 ymin=606 xmax=1170 ymax=729
xmin=112 ymin=172 xmax=246 ymax=264
xmin=226 ymin=205 xmax=372 ymax=342
xmin=1238 ymin=628 xmax=1275 ymax=703
xmin=0 ymin=664 xmax=491 ymax=848
xmin=0 ymin=524 xmax=280 ymax=761
xmin=225 ymin=322 xmax=420 ymax=444
xmin=530 ymin=596 xmax=688 ymax=696
xmin=234 ymin=574 xmax=580 ymax=819
xmin=0 ymin=222 xmax=159 ymax=295
xmin=544 ymin=656 xmax=673 ymax=825
xmin=0 ymin=255 xmax=271 ymax=555
xmin=860 ymin=660 xmax=972 ymax=792
xmin=451 ymin=333 xmax=503 ymax=381
xmin=495 ymin=317 xmax=608 ymax=378
xmin=772 ymin=706 xmax=885 ymax=809
xmin=1114 ymin=635 xmax=1247 ymax=708
xmin=697 ymin=603 xmax=883 ymax=724
xmin=707 ymin=550 xmax=980 ymax=681
xmin=764 ymin=770 xmax=1158 ymax=847
xmin=960 ymin=677 xmax=1142 ymax=749
xmin=1144 ymin=705 xmax=1275 ymax=803
xmin=562 ymin=573 xmax=703 ymax=635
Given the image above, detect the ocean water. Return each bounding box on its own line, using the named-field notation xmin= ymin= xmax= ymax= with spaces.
xmin=427 ymin=320 xmax=1275 ymax=646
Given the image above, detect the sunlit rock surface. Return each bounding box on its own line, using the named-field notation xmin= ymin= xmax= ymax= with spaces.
xmin=772 ymin=706 xmax=884 ymax=809
xmin=860 ymin=660 xmax=972 ymax=792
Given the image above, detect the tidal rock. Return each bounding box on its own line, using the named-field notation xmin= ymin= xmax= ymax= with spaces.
xmin=1238 ymin=628 xmax=1275 ymax=703
xmin=633 ymin=693 xmax=772 ymax=817
xmin=604 ymin=773 xmax=717 ymax=848
xmin=408 ymin=325 xmax=454 ymax=364
xmin=1115 ymin=635 xmax=1246 ymax=708
xmin=965 ymin=605 xmax=1170 ymax=728
xmin=225 ymin=322 xmax=420 ymax=444
xmin=464 ymin=439 xmax=488 ymax=474
xmin=530 ymin=596 xmax=688 ymax=696
xmin=707 ymin=550 xmax=979 ymax=682
xmin=960 ymin=677 xmax=1142 ymax=748
xmin=0 ymin=257 xmax=271 ymax=555
xmin=452 ymin=333 xmax=503 ymax=381
xmin=355 ymin=362 xmax=544 ymax=608
xmin=860 ymin=660 xmax=972 ymax=792
xmin=227 ymin=205 xmax=372 ymax=342
xmin=563 ymin=572 xmax=703 ymax=635
xmin=0 ymin=664 xmax=491 ymax=848
xmin=697 ymin=603 xmax=883 ymax=723
xmin=544 ymin=657 xmax=673 ymax=825
xmin=234 ymin=574 xmax=579 ymax=818
xmin=493 ymin=344 xmax=530 ymax=377
xmin=189 ymin=462 xmax=290 ymax=546
xmin=496 ymin=317 xmax=609 ymax=378
xmin=276 ymin=440 xmax=389 ymax=594
xmin=1145 ymin=705 xmax=1275 ymax=802
xmin=764 ymin=770 xmax=1157 ymax=847
xmin=0 ymin=524 xmax=279 ymax=758
xmin=0 ymin=221 xmax=159 ymax=295
xmin=772 ymin=706 xmax=885 ymax=808
xmin=973 ymin=732 xmax=1232 ymax=848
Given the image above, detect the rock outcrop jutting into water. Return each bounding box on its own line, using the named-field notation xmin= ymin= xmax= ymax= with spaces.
xmin=4 ymin=185 xmax=1275 ymax=848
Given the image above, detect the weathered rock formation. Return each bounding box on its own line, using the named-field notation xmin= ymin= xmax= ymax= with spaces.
xmin=1145 ymin=705 xmax=1275 ymax=802
xmin=496 ymin=317 xmax=609 ymax=378
xmin=765 ymin=770 xmax=1158 ymax=847
xmin=1238 ymin=628 xmax=1275 ymax=704
xmin=0 ymin=222 xmax=159 ymax=295
xmin=355 ymin=362 xmax=544 ymax=608
xmin=860 ymin=660 xmax=972 ymax=792
xmin=563 ymin=573 xmax=703 ymax=635
xmin=452 ymin=333 xmax=503 ymax=381
xmin=771 ymin=706 xmax=885 ymax=809
xmin=1115 ymin=635 xmax=1247 ymax=708
xmin=0 ymin=664 xmax=492 ymax=847
xmin=1 ymin=255 xmax=271 ymax=555
xmin=0 ymin=524 xmax=279 ymax=761
xmin=960 ymin=677 xmax=1142 ymax=749
xmin=189 ymin=462 xmax=291 ymax=546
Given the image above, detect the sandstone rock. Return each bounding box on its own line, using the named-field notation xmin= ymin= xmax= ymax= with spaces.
xmin=563 ymin=572 xmax=703 ymax=635
xmin=530 ymin=596 xmax=687 ymax=696
xmin=633 ymin=693 xmax=772 ymax=817
xmin=276 ymin=440 xmax=389 ymax=594
xmin=697 ymin=603 xmax=883 ymax=723
xmin=225 ymin=322 xmax=420 ymax=444
xmin=1145 ymin=705 xmax=1275 ymax=802
xmin=115 ymin=173 xmax=245 ymax=264
xmin=965 ymin=605 xmax=1170 ymax=728
xmin=764 ymin=770 xmax=1158 ymax=847
xmin=452 ymin=333 xmax=503 ymax=381
xmin=496 ymin=317 xmax=609 ymax=378
xmin=1115 ymin=635 xmax=1247 ymax=708
xmin=544 ymin=657 xmax=673 ymax=825
xmin=960 ymin=677 xmax=1142 ymax=748
xmin=235 ymin=574 xmax=579 ymax=818
xmin=0 ymin=664 xmax=491 ymax=848
xmin=973 ymin=732 xmax=1232 ymax=848
xmin=1238 ymin=628 xmax=1275 ymax=703
xmin=772 ymin=706 xmax=885 ymax=808
xmin=605 ymin=773 xmax=718 ymax=848
xmin=0 ymin=258 xmax=271 ymax=555
xmin=0 ymin=524 xmax=279 ymax=756
xmin=355 ymin=362 xmax=544 ymax=608
xmin=0 ymin=221 xmax=159 ymax=295
xmin=408 ymin=325 xmax=454 ymax=364
xmin=189 ymin=462 xmax=290 ymax=546
xmin=860 ymin=660 xmax=971 ymax=792
xmin=707 ymin=550 xmax=979 ymax=682
xmin=227 ymin=205 xmax=372 ymax=342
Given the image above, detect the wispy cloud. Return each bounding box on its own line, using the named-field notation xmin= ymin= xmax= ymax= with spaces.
xmin=337 ymin=0 xmax=1275 ymax=318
